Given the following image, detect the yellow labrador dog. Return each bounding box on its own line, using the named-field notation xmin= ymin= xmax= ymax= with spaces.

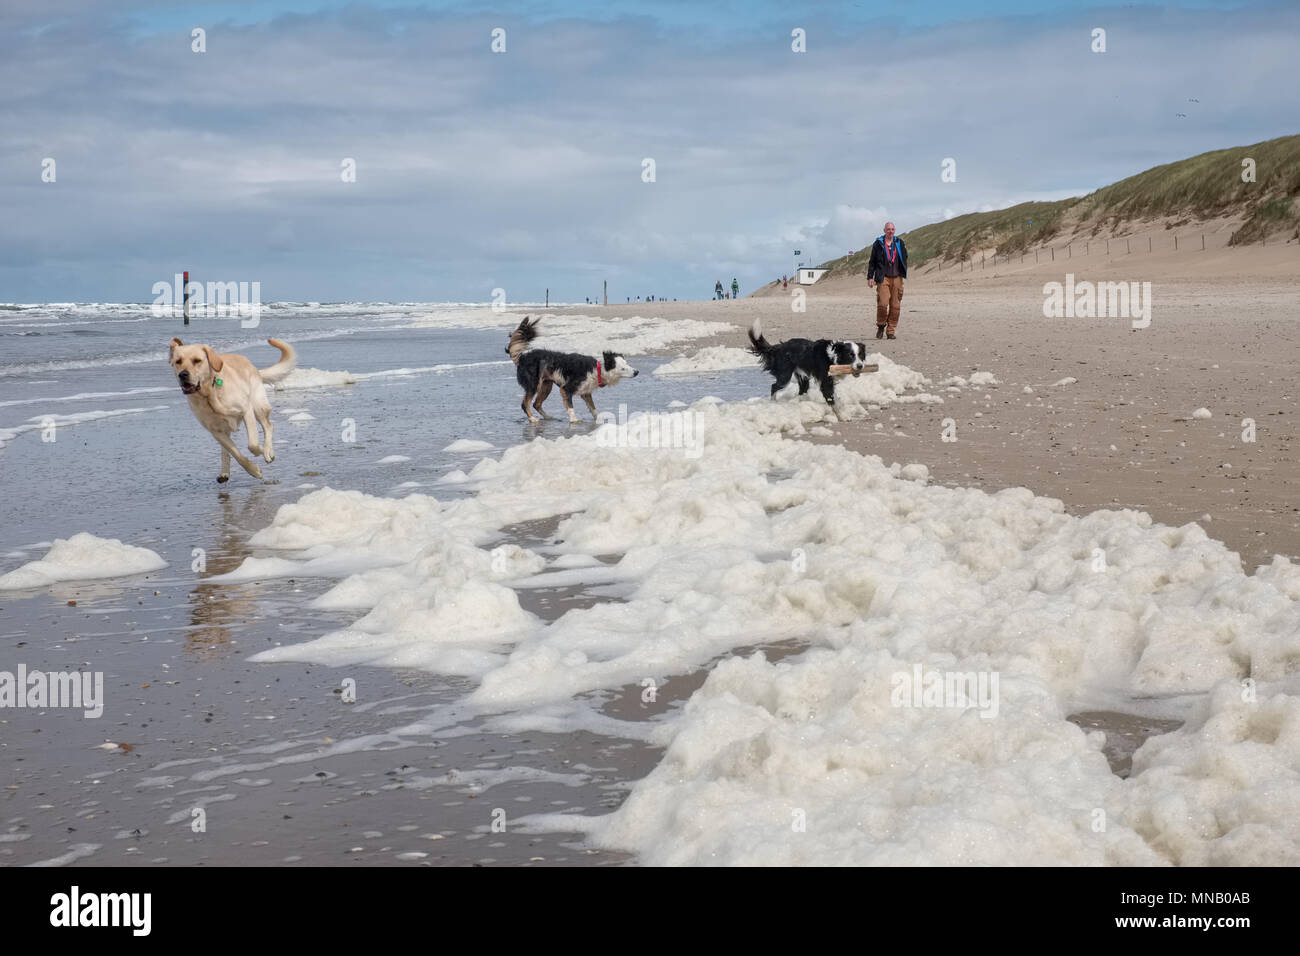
xmin=168 ymin=337 xmax=296 ymax=482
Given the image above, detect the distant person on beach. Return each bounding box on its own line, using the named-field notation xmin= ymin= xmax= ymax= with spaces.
xmin=715 ymin=280 xmax=724 ymax=300
xmin=867 ymin=222 xmax=908 ymax=339
xmin=731 ymin=278 xmax=739 ymax=298
xmin=782 ymin=275 xmax=788 ymax=289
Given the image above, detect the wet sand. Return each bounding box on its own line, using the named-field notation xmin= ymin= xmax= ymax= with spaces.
xmin=1 ymin=328 xmax=761 ymax=869
xmin=2 ymin=509 xmax=643 ymax=867
xmin=1 ymin=507 xmax=817 ymax=868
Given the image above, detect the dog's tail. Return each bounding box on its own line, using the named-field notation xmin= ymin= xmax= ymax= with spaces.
xmin=506 ymin=316 xmax=540 ymax=365
xmin=747 ymin=319 xmax=777 ymax=372
xmin=259 ymin=338 xmax=297 ymax=383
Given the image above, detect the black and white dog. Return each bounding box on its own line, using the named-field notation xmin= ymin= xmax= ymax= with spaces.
xmin=506 ymin=316 xmax=639 ymax=424
xmin=747 ymin=320 xmax=869 ymax=419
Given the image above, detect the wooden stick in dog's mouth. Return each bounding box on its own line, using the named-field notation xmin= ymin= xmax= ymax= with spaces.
xmin=828 ymin=364 xmax=880 ymax=377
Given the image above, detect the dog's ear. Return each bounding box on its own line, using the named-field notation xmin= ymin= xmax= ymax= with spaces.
xmin=201 ymin=345 xmax=224 ymax=373
xmin=170 ymin=337 xmax=183 ymax=358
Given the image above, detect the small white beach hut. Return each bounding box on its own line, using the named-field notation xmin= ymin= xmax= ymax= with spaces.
xmin=797 ymin=268 xmax=828 ymax=285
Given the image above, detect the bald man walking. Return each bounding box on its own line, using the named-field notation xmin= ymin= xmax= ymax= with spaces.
xmin=867 ymin=222 xmax=907 ymax=340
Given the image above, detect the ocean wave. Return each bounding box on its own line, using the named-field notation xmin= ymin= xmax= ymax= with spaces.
xmin=0 ymin=405 xmax=171 ymax=450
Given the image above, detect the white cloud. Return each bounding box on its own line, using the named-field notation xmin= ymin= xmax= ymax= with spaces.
xmin=1 ymin=3 xmax=1296 ymax=300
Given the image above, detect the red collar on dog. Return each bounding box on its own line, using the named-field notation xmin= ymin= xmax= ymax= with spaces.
xmin=597 ymin=361 xmax=605 ymax=387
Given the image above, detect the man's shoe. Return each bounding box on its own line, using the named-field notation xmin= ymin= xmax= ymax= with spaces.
xmin=876 ymin=325 xmax=886 ymax=339
xmin=886 ymin=333 xmax=896 ymax=339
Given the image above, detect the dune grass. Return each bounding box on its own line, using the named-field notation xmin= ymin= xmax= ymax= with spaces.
xmin=818 ymin=134 xmax=1299 ymax=272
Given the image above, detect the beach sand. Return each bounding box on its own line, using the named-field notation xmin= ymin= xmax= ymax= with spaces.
xmin=4 ymin=251 xmax=1296 ymax=866
xmin=551 ymin=240 xmax=1300 ymax=573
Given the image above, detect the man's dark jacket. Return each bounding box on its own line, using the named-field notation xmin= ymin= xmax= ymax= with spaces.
xmin=867 ymin=235 xmax=908 ymax=283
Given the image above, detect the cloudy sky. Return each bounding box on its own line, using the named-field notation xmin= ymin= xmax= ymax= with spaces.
xmin=2 ymin=0 xmax=1295 ymax=303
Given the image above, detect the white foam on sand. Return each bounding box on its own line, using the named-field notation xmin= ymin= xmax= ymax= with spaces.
xmin=653 ymin=346 xmax=757 ymax=376
xmin=443 ymin=439 xmax=494 ymax=453
xmin=27 ymin=842 xmax=102 ymax=867
xmin=0 ymin=386 xmax=172 ymax=410
xmin=277 ymin=367 xmax=358 ymax=389
xmin=276 ymin=361 xmax=512 ymax=391
xmin=0 ymin=533 xmax=167 ymax=589
xmin=237 ymin=355 xmax=1300 ymax=867
xmin=406 ymin=310 xmax=731 ymax=357
xmin=0 ymin=406 xmax=170 ymax=450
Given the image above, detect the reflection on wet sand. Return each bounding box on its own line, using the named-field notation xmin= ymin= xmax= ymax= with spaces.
xmin=185 ymin=489 xmax=267 ymax=658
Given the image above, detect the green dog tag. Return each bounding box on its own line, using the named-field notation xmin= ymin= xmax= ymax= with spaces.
xmin=214 ymin=378 xmax=223 ymax=387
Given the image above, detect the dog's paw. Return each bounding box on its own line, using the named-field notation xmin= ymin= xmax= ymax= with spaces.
xmin=264 ymin=450 xmax=275 ymax=462
xmin=248 ymin=464 xmax=263 ymax=479
xmin=217 ymin=475 xmax=229 ymax=484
